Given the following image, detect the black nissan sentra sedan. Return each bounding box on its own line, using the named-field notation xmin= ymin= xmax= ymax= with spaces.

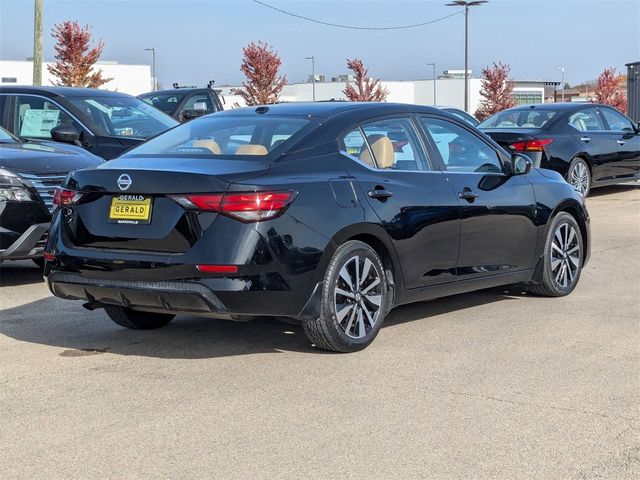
xmin=479 ymin=103 xmax=640 ymax=196
xmin=44 ymin=103 xmax=590 ymax=352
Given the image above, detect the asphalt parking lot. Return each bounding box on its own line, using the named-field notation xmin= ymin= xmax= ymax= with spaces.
xmin=1 ymin=184 xmax=639 ymax=479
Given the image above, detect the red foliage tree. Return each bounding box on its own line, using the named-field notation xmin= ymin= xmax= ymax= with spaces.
xmin=342 ymin=58 xmax=389 ymax=102
xmin=474 ymin=62 xmax=517 ymax=121
xmin=47 ymin=21 xmax=112 ymax=88
xmin=592 ymin=67 xmax=627 ymax=113
xmin=231 ymin=41 xmax=286 ymax=106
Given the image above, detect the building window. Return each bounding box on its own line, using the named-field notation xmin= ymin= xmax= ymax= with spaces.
xmin=1 ymin=77 xmax=17 ymax=83
xmin=513 ymin=92 xmax=543 ymax=106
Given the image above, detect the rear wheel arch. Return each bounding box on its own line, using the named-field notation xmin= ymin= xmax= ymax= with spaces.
xmin=546 ymin=200 xmax=589 ymax=263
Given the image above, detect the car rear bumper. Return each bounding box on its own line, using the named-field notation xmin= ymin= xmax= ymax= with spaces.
xmin=0 ymin=222 xmax=49 ymax=261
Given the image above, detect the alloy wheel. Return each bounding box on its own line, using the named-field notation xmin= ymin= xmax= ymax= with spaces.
xmin=570 ymin=161 xmax=590 ymax=195
xmin=550 ymin=222 xmax=581 ymax=288
xmin=333 ymin=255 xmax=383 ymax=339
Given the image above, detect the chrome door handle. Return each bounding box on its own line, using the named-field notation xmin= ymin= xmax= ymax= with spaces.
xmin=367 ymin=187 xmax=394 ymax=200
xmin=580 ymin=136 xmax=591 ymax=142
xmin=458 ymin=188 xmax=479 ymax=202
xmin=617 ymin=140 xmax=626 ymax=145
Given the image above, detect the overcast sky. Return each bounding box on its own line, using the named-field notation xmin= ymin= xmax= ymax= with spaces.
xmin=1 ymin=0 xmax=638 ymax=87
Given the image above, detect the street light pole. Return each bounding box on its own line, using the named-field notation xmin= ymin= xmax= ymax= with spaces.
xmin=557 ymin=67 xmax=565 ymax=102
xmin=305 ymin=56 xmax=315 ymax=101
xmin=427 ymin=62 xmax=436 ymax=105
xmin=446 ymin=0 xmax=488 ymax=112
xmin=145 ymin=48 xmax=156 ymax=91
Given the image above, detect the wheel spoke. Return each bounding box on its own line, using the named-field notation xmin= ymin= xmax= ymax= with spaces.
xmin=568 ymin=253 xmax=580 ymax=269
xmin=356 ymin=308 xmax=366 ymax=338
xmin=344 ymin=306 xmax=357 ymax=335
xmin=361 ymin=302 xmax=376 ymax=327
xmin=360 ymin=258 xmax=372 ymax=288
xmin=566 ymin=245 xmax=579 ymax=255
xmin=354 ymin=255 xmax=360 ymax=291
xmin=361 ymin=277 xmax=380 ymax=295
xmin=566 ymin=261 xmax=575 ymax=283
xmin=339 ymin=264 xmax=354 ymax=292
xmin=365 ymin=294 xmax=382 ymax=307
xmin=555 ymin=230 xmax=564 ymax=249
xmin=335 ymin=288 xmax=355 ymax=299
xmin=551 ymin=258 xmax=563 ymax=271
xmin=336 ymin=304 xmax=352 ymax=324
xmin=552 ymin=243 xmax=564 ymax=256
xmin=567 ymin=227 xmax=576 ymax=246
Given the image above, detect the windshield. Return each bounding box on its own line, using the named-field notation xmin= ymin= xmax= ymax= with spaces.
xmin=138 ymin=92 xmax=187 ymax=115
xmin=479 ymin=109 xmax=558 ymax=129
xmin=68 ymin=96 xmax=178 ymax=139
xmin=123 ymin=115 xmax=310 ymax=159
xmin=0 ymin=126 xmax=18 ymax=143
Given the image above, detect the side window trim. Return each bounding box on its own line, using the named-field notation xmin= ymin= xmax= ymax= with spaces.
xmin=417 ymin=114 xmax=507 ymax=175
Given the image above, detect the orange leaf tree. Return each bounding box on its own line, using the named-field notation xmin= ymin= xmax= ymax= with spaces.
xmin=474 ymin=62 xmax=517 ymax=121
xmin=592 ymin=67 xmax=627 ymax=113
xmin=47 ymin=21 xmax=112 ymax=88
xmin=342 ymin=58 xmax=389 ymax=102
xmin=231 ymin=41 xmax=286 ymax=106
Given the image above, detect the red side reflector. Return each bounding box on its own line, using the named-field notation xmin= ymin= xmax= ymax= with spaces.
xmin=510 ymin=138 xmax=554 ymax=152
xmin=43 ymin=252 xmax=56 ymax=262
xmin=196 ymin=264 xmax=238 ymax=273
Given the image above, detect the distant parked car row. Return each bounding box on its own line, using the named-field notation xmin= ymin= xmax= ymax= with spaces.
xmin=478 ymin=103 xmax=640 ymax=196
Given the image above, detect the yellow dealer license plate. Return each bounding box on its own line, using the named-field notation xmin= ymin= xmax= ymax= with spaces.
xmin=109 ymin=195 xmax=152 ymax=224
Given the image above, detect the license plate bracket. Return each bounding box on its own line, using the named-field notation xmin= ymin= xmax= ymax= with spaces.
xmin=108 ymin=195 xmax=152 ymax=224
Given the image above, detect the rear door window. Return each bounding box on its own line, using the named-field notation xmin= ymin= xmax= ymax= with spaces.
xmin=600 ymin=108 xmax=635 ymax=132
xmin=569 ymin=108 xmax=605 ymax=132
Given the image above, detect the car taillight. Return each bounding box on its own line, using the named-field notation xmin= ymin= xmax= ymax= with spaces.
xmin=53 ymin=187 xmax=84 ymax=208
xmin=510 ymin=138 xmax=554 ymax=152
xmin=171 ymin=191 xmax=296 ymax=222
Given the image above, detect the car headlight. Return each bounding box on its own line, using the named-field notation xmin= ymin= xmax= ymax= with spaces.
xmin=0 ymin=168 xmax=35 ymax=202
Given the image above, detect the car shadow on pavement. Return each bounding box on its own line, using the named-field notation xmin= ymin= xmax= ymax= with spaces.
xmin=0 ymin=262 xmax=44 ymax=287
xmin=587 ymin=183 xmax=639 ymax=198
xmin=0 ymin=285 xmax=526 ymax=358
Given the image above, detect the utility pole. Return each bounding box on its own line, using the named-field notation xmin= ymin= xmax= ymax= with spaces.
xmin=427 ymin=62 xmax=436 ymax=105
xmin=33 ymin=0 xmax=43 ymax=86
xmin=446 ymin=1 xmax=488 ymax=112
xmin=305 ymin=56 xmax=315 ymax=101
xmin=145 ymin=48 xmax=156 ymax=90
xmin=557 ymin=67 xmax=565 ymax=102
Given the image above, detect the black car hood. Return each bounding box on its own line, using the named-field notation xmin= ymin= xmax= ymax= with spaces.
xmin=0 ymin=140 xmax=103 ymax=175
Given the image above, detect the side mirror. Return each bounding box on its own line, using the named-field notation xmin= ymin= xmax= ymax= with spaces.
xmin=51 ymin=125 xmax=81 ymax=146
xmin=511 ymin=153 xmax=533 ymax=175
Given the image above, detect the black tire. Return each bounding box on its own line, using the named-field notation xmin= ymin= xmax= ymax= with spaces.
xmin=567 ymin=157 xmax=591 ymax=197
xmin=32 ymin=258 xmax=45 ymax=268
xmin=104 ymin=306 xmax=175 ymax=330
xmin=302 ymin=240 xmax=389 ymax=352
xmin=528 ymin=212 xmax=584 ymax=297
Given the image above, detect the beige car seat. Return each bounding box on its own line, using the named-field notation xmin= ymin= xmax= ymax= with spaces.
xmin=360 ymin=134 xmax=395 ymax=169
xmin=236 ymin=144 xmax=268 ymax=155
xmin=192 ymin=139 xmax=221 ymax=154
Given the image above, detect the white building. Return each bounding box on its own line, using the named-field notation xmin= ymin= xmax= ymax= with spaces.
xmin=218 ymin=76 xmax=544 ymax=114
xmin=0 ymin=60 xmax=153 ymax=95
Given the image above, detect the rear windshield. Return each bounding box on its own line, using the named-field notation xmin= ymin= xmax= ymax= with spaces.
xmin=123 ymin=115 xmax=310 ymax=158
xmin=479 ymin=109 xmax=558 ymax=129
xmin=138 ymin=92 xmax=187 ymax=115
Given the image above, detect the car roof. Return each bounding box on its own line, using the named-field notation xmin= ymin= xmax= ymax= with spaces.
xmin=216 ymin=102 xmax=442 ymax=118
xmin=138 ymin=88 xmax=208 ymax=96
xmin=0 ymin=85 xmax=134 ymax=98
xmin=501 ymin=103 xmax=610 ymax=112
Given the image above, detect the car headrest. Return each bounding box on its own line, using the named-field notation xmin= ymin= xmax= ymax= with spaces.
xmin=236 ymin=144 xmax=268 ymax=155
xmin=360 ymin=134 xmax=394 ymax=169
xmin=192 ymin=139 xmax=221 ymax=154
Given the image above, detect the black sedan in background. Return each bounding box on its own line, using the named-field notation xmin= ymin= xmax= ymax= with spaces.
xmin=45 ymin=103 xmax=589 ymax=352
xmin=0 ymin=86 xmax=179 ymax=159
xmin=479 ymin=103 xmax=640 ymax=196
xmin=0 ymin=126 xmax=102 ymax=265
